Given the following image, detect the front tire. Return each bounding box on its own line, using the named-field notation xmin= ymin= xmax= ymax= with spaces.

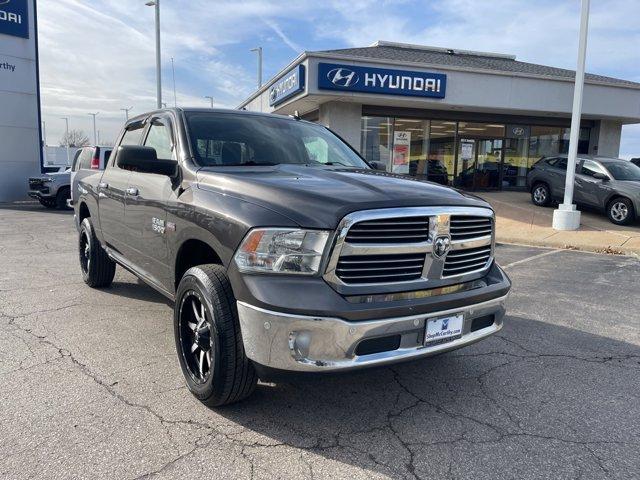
xmin=531 ymin=183 xmax=551 ymax=207
xmin=38 ymin=198 xmax=56 ymax=209
xmin=174 ymin=264 xmax=257 ymax=407
xmin=79 ymin=218 xmax=116 ymax=287
xmin=56 ymin=187 xmax=71 ymax=209
xmin=607 ymin=197 xmax=634 ymax=225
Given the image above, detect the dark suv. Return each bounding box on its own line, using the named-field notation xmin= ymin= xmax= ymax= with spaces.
xmin=74 ymin=108 xmax=511 ymax=406
xmin=527 ymin=155 xmax=640 ymax=225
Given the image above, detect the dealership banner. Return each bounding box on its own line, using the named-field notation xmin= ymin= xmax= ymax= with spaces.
xmin=318 ymin=63 xmax=446 ymax=99
xmin=269 ymin=64 xmax=305 ymax=106
xmin=0 ymin=0 xmax=29 ymax=39
xmin=392 ymin=131 xmax=411 ymax=174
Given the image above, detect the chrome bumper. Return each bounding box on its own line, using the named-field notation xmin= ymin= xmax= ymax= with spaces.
xmin=237 ymin=294 xmax=507 ymax=372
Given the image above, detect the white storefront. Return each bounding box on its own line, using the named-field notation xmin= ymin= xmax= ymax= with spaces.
xmin=0 ymin=0 xmax=41 ymax=202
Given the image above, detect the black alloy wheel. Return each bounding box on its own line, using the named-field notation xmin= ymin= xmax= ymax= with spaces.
xmin=179 ymin=291 xmax=214 ymax=383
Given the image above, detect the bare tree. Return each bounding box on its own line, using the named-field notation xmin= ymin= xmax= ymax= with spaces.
xmin=59 ymin=129 xmax=90 ymax=148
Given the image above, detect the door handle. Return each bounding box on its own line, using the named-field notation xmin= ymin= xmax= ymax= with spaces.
xmin=98 ymin=182 xmax=109 ymax=189
xmin=126 ymin=187 xmax=139 ymax=196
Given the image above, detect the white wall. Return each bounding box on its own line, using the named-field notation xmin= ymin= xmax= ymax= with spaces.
xmin=0 ymin=0 xmax=41 ymax=202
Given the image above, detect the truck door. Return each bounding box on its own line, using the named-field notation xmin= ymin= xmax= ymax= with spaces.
xmin=124 ymin=115 xmax=178 ymax=290
xmin=97 ymin=122 xmax=144 ymax=255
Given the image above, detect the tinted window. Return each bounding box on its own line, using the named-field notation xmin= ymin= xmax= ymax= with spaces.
xmin=580 ymin=160 xmax=607 ymax=178
xmin=554 ymin=158 xmax=568 ymax=171
xmin=144 ymin=120 xmax=175 ymax=160
xmin=103 ymin=149 xmax=112 ymax=164
xmin=606 ymin=162 xmax=640 ymax=181
xmin=120 ymin=125 xmax=145 ymax=146
xmin=78 ymin=148 xmax=94 ymax=169
xmin=186 ymin=112 xmax=368 ymax=168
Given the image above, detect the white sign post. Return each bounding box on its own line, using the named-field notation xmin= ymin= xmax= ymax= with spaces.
xmin=553 ymin=0 xmax=590 ymax=231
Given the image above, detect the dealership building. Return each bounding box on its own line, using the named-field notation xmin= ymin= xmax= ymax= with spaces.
xmin=239 ymin=41 xmax=640 ymax=190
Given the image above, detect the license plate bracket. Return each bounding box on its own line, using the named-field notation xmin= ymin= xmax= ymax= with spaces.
xmin=424 ymin=314 xmax=463 ymax=346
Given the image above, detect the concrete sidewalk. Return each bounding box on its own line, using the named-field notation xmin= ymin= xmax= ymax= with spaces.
xmin=478 ymin=191 xmax=640 ymax=256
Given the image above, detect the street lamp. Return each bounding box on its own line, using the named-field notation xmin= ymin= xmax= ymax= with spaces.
xmin=88 ymin=112 xmax=99 ymax=145
xmin=250 ymin=46 xmax=263 ymax=89
xmin=204 ymin=96 xmax=214 ymax=108
xmin=552 ymin=0 xmax=590 ymax=231
xmin=60 ymin=117 xmax=70 ymax=164
xmin=120 ymin=106 xmax=133 ymax=120
xmin=146 ymin=0 xmax=162 ymax=109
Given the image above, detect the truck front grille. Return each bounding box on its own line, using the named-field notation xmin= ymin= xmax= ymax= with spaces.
xmin=443 ymin=245 xmax=492 ymax=277
xmin=336 ymin=253 xmax=425 ymax=284
xmin=345 ymin=216 xmax=429 ymax=244
xmin=325 ymin=207 xmax=495 ymax=290
xmin=450 ymin=216 xmax=493 ymax=240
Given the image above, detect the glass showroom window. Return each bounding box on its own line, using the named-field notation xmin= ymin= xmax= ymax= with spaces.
xmin=361 ymin=116 xmax=393 ymax=170
xmin=427 ymin=120 xmax=457 ymax=186
xmin=392 ymin=118 xmax=429 ymax=176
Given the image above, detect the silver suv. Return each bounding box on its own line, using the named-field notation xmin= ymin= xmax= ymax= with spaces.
xmin=527 ymin=155 xmax=640 ymax=225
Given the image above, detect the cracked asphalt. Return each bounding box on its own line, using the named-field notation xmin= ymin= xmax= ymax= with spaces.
xmin=1 ymin=204 xmax=639 ymax=480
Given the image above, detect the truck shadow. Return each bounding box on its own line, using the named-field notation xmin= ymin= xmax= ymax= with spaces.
xmin=212 ymin=316 xmax=640 ymax=478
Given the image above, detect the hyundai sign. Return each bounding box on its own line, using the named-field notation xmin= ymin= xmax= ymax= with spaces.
xmin=0 ymin=0 xmax=29 ymax=39
xmin=318 ymin=63 xmax=446 ymax=99
xmin=269 ymin=64 xmax=305 ymax=107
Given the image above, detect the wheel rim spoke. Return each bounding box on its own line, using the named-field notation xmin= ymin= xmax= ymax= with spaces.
xmin=199 ymin=350 xmax=205 ymax=378
xmin=191 ymin=299 xmax=201 ymax=323
xmin=187 ymin=321 xmax=197 ymax=331
xmin=191 ymin=342 xmax=198 ymax=353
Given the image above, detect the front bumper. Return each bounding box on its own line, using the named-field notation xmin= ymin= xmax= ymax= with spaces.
xmin=237 ymin=293 xmax=507 ymax=372
xmin=28 ymin=189 xmax=52 ymax=199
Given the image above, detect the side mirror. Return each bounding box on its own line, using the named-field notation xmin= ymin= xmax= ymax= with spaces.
xmin=116 ymin=145 xmax=177 ymax=176
xmin=592 ymin=172 xmax=609 ymax=181
xmin=369 ymin=161 xmax=387 ymax=172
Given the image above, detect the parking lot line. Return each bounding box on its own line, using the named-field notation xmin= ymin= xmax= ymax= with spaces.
xmin=501 ymin=248 xmax=562 ymax=269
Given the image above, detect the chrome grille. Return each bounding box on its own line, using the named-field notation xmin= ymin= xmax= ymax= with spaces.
xmin=450 ymin=216 xmax=493 ymax=240
xmin=443 ymin=245 xmax=492 ymax=277
xmin=345 ymin=216 xmax=429 ymax=244
xmin=336 ymin=253 xmax=425 ymax=284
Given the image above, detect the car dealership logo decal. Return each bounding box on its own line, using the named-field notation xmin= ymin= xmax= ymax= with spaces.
xmin=433 ymin=236 xmax=451 ymax=258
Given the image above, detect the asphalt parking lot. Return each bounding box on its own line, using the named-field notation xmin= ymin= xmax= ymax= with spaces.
xmin=1 ymin=204 xmax=639 ymax=480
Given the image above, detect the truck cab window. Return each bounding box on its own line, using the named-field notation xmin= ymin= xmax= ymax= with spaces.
xmin=120 ymin=125 xmax=145 ymax=146
xmin=144 ymin=121 xmax=175 ymax=160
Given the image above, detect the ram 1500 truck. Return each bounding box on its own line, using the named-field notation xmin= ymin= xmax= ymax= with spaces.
xmin=74 ymin=108 xmax=511 ymax=407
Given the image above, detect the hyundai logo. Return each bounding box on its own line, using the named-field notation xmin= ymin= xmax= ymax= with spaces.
xmin=327 ymin=67 xmax=359 ymax=87
xmin=512 ymin=127 xmax=525 ymax=136
xmin=432 ymin=236 xmax=451 ymax=259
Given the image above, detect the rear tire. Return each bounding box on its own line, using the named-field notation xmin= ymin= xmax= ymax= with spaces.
xmin=174 ymin=264 xmax=257 ymax=407
xmin=531 ymin=183 xmax=551 ymax=207
xmin=79 ymin=218 xmax=116 ymax=288
xmin=38 ymin=198 xmax=56 ymax=209
xmin=607 ymin=197 xmax=634 ymax=225
xmin=56 ymin=187 xmax=71 ymax=209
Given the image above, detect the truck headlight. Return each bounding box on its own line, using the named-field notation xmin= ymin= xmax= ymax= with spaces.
xmin=234 ymin=228 xmax=330 ymax=275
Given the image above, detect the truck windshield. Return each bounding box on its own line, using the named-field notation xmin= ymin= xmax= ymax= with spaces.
xmin=185 ymin=112 xmax=369 ymax=169
xmin=606 ymin=161 xmax=640 ymax=181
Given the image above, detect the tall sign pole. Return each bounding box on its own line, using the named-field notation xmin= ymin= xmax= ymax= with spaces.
xmin=146 ymin=1 xmax=162 ymax=108
xmin=553 ymin=0 xmax=590 ymax=231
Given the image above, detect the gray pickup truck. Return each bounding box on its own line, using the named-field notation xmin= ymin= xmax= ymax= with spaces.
xmin=73 ymin=108 xmax=511 ymax=406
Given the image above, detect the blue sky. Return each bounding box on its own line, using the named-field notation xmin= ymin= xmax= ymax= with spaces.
xmin=38 ymin=0 xmax=640 ymax=157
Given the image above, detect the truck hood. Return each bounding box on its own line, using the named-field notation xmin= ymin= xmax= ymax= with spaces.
xmin=196 ymin=165 xmax=490 ymax=229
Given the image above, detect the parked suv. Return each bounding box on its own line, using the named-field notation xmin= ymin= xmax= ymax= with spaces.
xmin=74 ymin=108 xmax=511 ymax=406
xmin=70 ymin=146 xmax=112 ymax=201
xmin=527 ymin=155 xmax=640 ymax=225
xmin=28 ymin=168 xmax=72 ymax=209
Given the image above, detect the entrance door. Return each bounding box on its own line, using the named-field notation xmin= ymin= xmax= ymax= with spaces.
xmin=454 ymin=138 xmax=503 ymax=190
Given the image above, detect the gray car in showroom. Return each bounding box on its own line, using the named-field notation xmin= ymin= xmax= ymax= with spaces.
xmin=527 ymin=155 xmax=640 ymax=225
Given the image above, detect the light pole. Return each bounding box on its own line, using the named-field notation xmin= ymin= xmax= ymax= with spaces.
xmin=552 ymin=0 xmax=590 ymax=231
xmin=171 ymin=56 xmax=177 ymax=107
xmin=120 ymin=106 xmax=133 ymax=120
xmin=146 ymin=0 xmax=162 ymax=109
xmin=61 ymin=117 xmax=70 ymax=164
xmin=88 ymin=112 xmax=99 ymax=145
xmin=250 ymin=46 xmax=263 ymax=89
xmin=204 ymin=96 xmax=214 ymax=108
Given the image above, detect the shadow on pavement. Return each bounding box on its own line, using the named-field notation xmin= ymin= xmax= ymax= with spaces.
xmin=214 ymin=315 xmax=640 ymax=478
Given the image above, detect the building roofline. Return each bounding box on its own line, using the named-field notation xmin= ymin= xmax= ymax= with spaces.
xmin=370 ymin=40 xmax=517 ymax=61
xmin=237 ymin=46 xmax=640 ymax=109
